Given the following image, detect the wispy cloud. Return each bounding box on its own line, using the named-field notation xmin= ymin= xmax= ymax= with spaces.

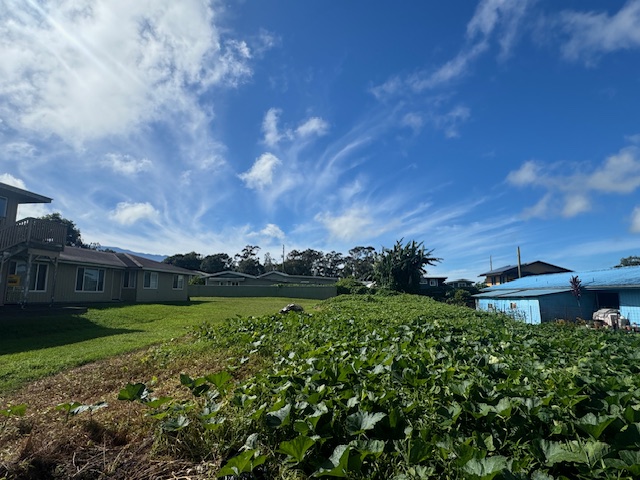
xmin=0 ymin=0 xmax=253 ymax=146
xmin=631 ymin=206 xmax=640 ymax=233
xmin=507 ymin=145 xmax=640 ymax=228
xmin=102 ymin=153 xmax=152 ymax=175
xmin=371 ymin=0 xmax=535 ymax=98
xmin=558 ymin=0 xmax=640 ymax=64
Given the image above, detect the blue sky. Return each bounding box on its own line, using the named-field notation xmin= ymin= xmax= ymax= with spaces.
xmin=1 ymin=0 xmax=640 ymax=281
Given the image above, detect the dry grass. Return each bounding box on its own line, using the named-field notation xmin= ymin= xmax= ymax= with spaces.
xmin=0 ymin=337 xmax=263 ymax=479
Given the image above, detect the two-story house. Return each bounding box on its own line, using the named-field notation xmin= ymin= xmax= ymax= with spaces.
xmin=0 ymin=182 xmax=193 ymax=306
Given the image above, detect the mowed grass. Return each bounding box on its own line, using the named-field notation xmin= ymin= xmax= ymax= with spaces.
xmin=0 ymin=297 xmax=318 ymax=394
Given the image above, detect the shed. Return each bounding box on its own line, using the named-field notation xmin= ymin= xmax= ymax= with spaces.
xmin=474 ymin=267 xmax=640 ymax=324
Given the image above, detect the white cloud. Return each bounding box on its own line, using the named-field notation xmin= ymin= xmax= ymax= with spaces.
xmin=433 ymin=105 xmax=471 ymax=138
xmin=0 ymin=173 xmax=27 ymax=189
xmin=259 ymin=223 xmax=285 ymax=240
xmin=373 ymin=0 xmax=533 ymax=97
xmin=587 ymin=147 xmax=640 ymax=193
xmin=262 ymin=108 xmax=283 ymax=147
xmin=559 ymin=0 xmax=640 ymax=63
xmin=296 ymin=117 xmax=329 ymax=138
xmin=109 ymin=201 xmax=159 ymax=225
xmin=506 ymin=160 xmax=542 ymax=186
xmin=401 ymin=113 xmax=424 ymax=134
xmin=0 ymin=0 xmax=253 ymax=146
xmin=239 ymin=153 xmax=282 ymax=190
xmin=315 ymin=207 xmax=376 ymax=242
xmin=562 ymin=194 xmax=590 ymax=217
xmin=508 ymin=145 xmax=640 ymax=220
xmin=4 ymin=142 xmax=37 ymax=158
xmin=631 ymin=206 xmax=640 ymax=233
xmin=102 ymin=153 xmax=152 ymax=175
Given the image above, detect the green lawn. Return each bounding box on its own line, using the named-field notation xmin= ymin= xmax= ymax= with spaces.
xmin=0 ymin=297 xmax=318 ymax=394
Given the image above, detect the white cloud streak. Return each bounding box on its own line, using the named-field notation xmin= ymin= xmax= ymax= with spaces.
xmin=559 ymin=0 xmax=640 ymax=63
xmin=507 ymin=145 xmax=640 ymax=227
xmin=102 ymin=153 xmax=152 ymax=175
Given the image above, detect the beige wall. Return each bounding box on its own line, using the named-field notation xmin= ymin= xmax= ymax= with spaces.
xmin=135 ymin=271 xmax=189 ymax=303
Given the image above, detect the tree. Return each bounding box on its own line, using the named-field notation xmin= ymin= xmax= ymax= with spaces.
xmin=374 ymin=239 xmax=440 ymax=294
xmin=163 ymin=251 xmax=202 ymax=271
xmin=38 ymin=212 xmax=87 ymax=248
xmin=234 ymin=245 xmax=264 ymax=276
xmin=616 ymin=256 xmax=640 ymax=268
xmin=200 ymin=253 xmax=232 ymax=273
xmin=285 ymin=249 xmax=324 ymax=276
xmin=344 ymin=246 xmax=376 ymax=280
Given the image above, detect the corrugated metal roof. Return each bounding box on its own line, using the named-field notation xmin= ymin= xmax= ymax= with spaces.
xmin=474 ymin=288 xmax=571 ymax=298
xmin=482 ymin=266 xmax=640 ymax=291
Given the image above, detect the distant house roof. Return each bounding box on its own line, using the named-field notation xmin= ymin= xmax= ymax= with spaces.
xmin=478 ymin=261 xmax=572 ymax=277
xmin=445 ymin=278 xmax=475 ymax=284
xmin=204 ymin=271 xmax=256 ymax=280
xmin=480 ymin=266 xmax=640 ymax=292
xmin=258 ymin=271 xmax=338 ymax=282
xmin=0 ymin=182 xmax=52 ymax=204
xmin=57 ymin=247 xmax=193 ymax=274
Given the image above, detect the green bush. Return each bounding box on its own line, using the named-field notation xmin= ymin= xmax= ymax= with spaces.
xmin=335 ymin=277 xmax=369 ymax=295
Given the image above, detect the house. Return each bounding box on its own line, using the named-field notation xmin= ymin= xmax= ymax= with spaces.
xmin=479 ymin=261 xmax=572 ymax=286
xmin=474 ymin=267 xmax=640 ymax=324
xmin=0 ymin=182 xmax=193 ymax=306
xmin=445 ymin=278 xmax=475 ymax=288
xmin=203 ymin=270 xmax=338 ymax=286
xmin=420 ymin=276 xmax=447 ymax=288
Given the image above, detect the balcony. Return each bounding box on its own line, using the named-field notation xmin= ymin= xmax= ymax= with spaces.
xmin=0 ymin=218 xmax=66 ymax=253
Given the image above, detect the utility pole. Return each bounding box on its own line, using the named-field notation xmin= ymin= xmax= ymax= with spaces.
xmin=517 ymin=246 xmax=522 ymax=278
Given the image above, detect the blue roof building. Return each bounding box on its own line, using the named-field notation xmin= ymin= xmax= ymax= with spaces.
xmin=474 ymin=266 xmax=640 ymax=324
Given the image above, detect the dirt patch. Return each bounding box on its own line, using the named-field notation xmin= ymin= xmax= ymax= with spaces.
xmin=0 ymin=342 xmax=246 ymax=479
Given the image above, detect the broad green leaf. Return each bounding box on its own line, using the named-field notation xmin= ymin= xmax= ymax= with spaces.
xmin=266 ymin=403 xmax=291 ymax=428
xmin=162 ymin=415 xmax=190 ymax=431
xmin=409 ymin=438 xmax=431 ymax=464
xmin=206 ymin=371 xmax=234 ymax=394
xmin=539 ymin=440 xmax=587 ymax=466
xmin=313 ymin=444 xmax=351 ymax=477
xmin=0 ymin=404 xmax=27 ymax=417
xmin=217 ymin=449 xmax=267 ymax=477
xmin=277 ymin=435 xmax=316 ymax=463
xmin=117 ymin=383 xmax=148 ymax=402
xmin=575 ymin=412 xmax=616 ymax=440
xmin=462 ymin=456 xmax=510 ymax=480
xmin=346 ymin=411 xmax=386 ymax=435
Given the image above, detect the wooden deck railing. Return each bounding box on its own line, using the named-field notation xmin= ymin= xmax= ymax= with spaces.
xmin=0 ymin=218 xmax=66 ymax=252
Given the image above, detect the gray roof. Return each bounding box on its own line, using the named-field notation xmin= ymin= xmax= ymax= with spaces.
xmin=0 ymin=182 xmax=52 ymax=204
xmin=59 ymin=247 xmax=126 ymax=268
xmin=58 ymin=247 xmax=193 ymax=274
xmin=478 ymin=261 xmax=572 ymax=277
xmin=478 ymin=266 xmax=640 ymax=294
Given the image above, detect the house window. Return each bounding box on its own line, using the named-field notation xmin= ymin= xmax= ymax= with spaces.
xmin=510 ymin=302 xmax=517 ymax=309
xmin=429 ymin=279 xmax=438 ymax=286
xmin=173 ymin=274 xmax=184 ymax=290
xmin=29 ymin=263 xmax=48 ymax=292
xmin=143 ymin=271 xmax=158 ymax=289
xmin=123 ymin=271 xmax=137 ymax=289
xmin=0 ymin=196 xmax=7 ymax=218
xmin=75 ymin=267 xmax=105 ymax=292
